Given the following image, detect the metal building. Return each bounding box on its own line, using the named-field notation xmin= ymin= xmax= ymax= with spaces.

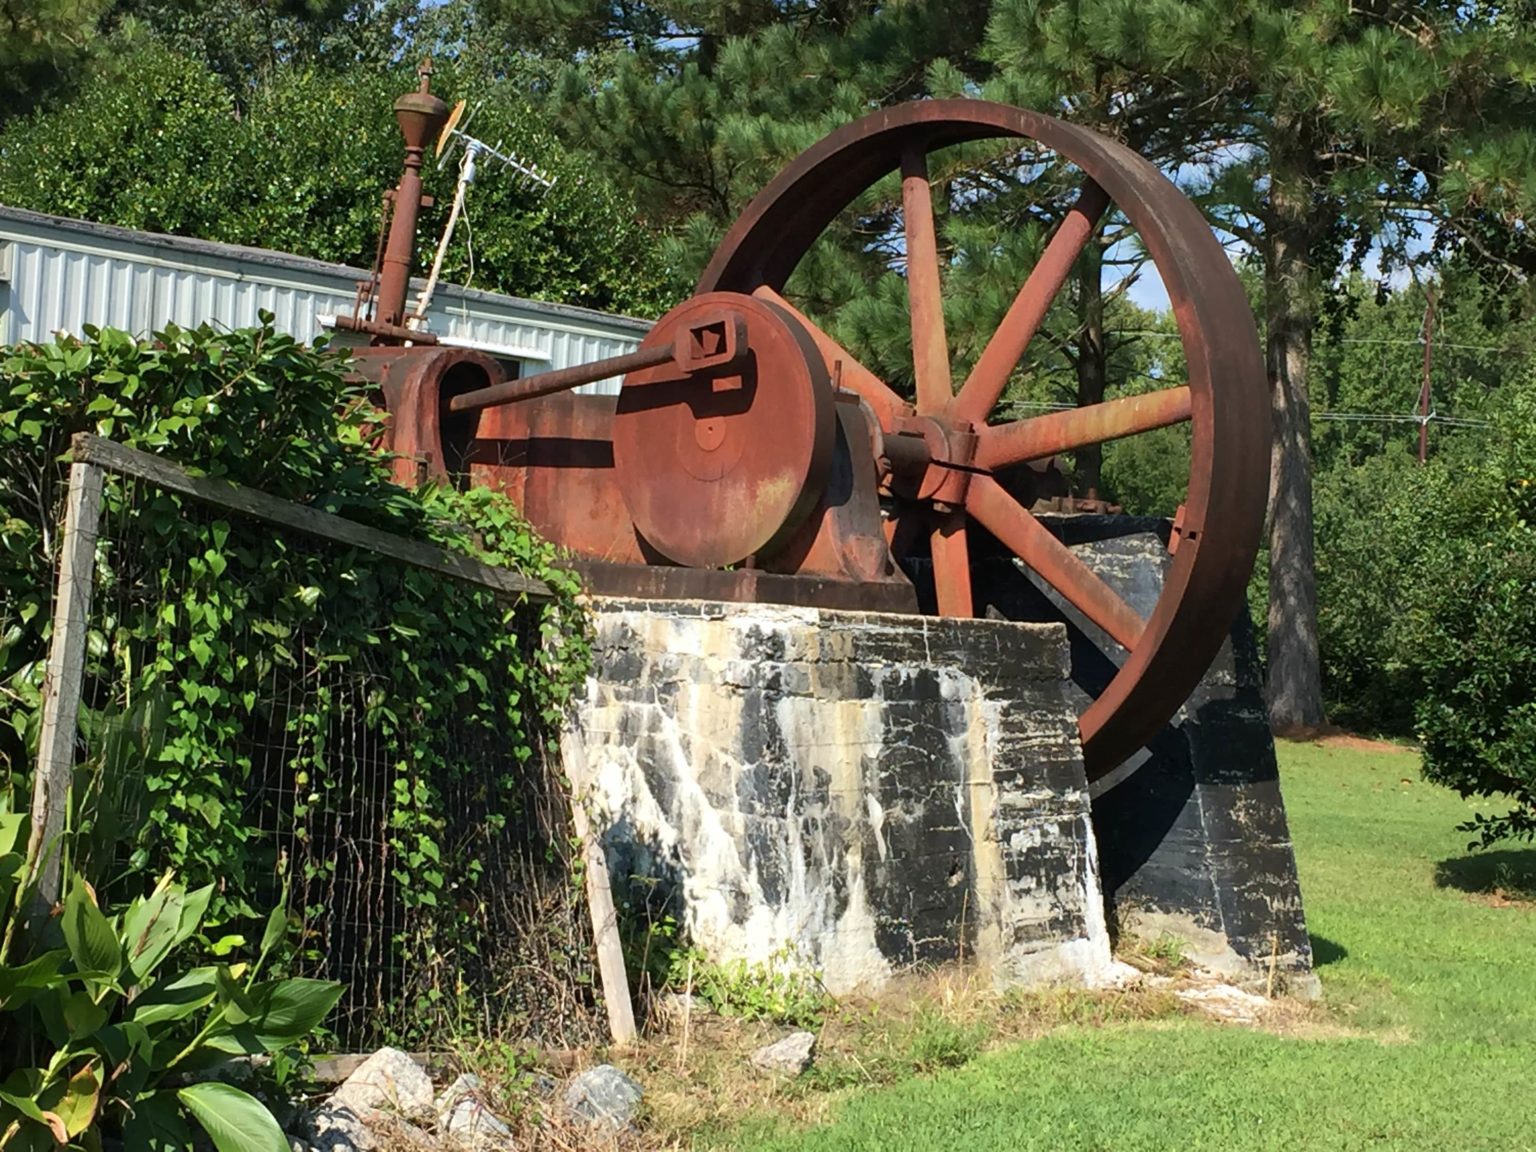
xmin=0 ymin=205 xmax=648 ymax=391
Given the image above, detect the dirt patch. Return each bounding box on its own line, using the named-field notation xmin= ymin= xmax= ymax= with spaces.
xmin=1314 ymin=733 xmax=1415 ymax=755
xmin=1465 ymin=887 xmax=1536 ymax=910
xmin=1274 ymin=725 xmax=1415 ymax=755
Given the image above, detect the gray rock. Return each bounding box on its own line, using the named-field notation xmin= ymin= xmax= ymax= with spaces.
xmin=331 ymin=1048 xmax=434 ymax=1121
xmin=306 ymin=1102 xmax=374 ymax=1152
xmin=751 ymin=1031 xmax=816 ymax=1075
xmin=434 ymin=1073 xmax=482 ymax=1115
xmin=563 ymin=1065 xmax=643 ymax=1130
xmin=434 ymin=1074 xmax=512 ymax=1148
xmin=441 ymin=1097 xmax=512 ymax=1148
xmin=305 ymin=1102 xmax=439 ymax=1152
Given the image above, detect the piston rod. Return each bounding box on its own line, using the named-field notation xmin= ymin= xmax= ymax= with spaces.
xmin=448 ymin=345 xmax=675 ymax=413
xmin=448 ymin=309 xmax=750 ymax=414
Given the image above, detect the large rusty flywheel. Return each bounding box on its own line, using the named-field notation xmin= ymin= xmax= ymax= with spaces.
xmin=360 ymin=100 xmax=1270 ymax=776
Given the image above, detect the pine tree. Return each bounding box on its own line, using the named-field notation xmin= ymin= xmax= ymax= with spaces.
xmin=539 ymin=2 xmax=993 ymax=279
xmin=983 ymin=0 xmax=1536 ymax=731
xmin=0 ymin=0 xmax=112 ymax=119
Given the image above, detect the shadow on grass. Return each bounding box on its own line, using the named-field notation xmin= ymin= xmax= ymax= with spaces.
xmin=1434 ymin=849 xmax=1536 ymax=905
xmin=1310 ymin=934 xmax=1349 ymax=967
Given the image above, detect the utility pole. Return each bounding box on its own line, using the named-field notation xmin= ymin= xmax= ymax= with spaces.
xmin=1417 ymin=289 xmax=1435 ymax=464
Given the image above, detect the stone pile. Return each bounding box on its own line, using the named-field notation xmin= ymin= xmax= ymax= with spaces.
xmin=291 ymin=1049 xmax=646 ymax=1151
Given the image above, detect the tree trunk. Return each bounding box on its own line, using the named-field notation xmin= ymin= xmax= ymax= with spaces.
xmin=1074 ymin=242 xmax=1106 ymax=497
xmin=1263 ymin=171 xmax=1326 ymax=732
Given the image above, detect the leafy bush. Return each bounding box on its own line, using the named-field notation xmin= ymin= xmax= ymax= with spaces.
xmin=1415 ymin=394 xmax=1536 ymax=845
xmin=0 ymin=45 xmax=674 ymax=317
xmin=1 ymin=791 xmax=341 ymax=1152
xmin=1312 ymin=388 xmax=1536 ymax=844
xmin=669 ymin=945 xmax=830 ymax=1028
xmin=1313 ymin=451 xmax=1459 ymax=734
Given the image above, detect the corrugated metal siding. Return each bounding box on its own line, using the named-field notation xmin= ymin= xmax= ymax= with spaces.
xmin=0 ymin=207 xmax=648 ymax=394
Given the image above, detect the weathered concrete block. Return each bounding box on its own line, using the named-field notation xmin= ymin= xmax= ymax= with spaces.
xmin=970 ymin=516 xmax=1315 ymax=991
xmin=565 ymin=599 xmax=1118 ymax=994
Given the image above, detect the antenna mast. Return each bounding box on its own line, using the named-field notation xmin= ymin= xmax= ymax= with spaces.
xmin=408 ymin=102 xmax=555 ymax=329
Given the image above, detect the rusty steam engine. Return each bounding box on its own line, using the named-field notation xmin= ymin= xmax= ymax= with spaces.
xmin=345 ymin=71 xmax=1270 ymax=778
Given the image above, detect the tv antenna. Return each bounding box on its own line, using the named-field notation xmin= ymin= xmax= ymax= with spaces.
xmin=408 ymin=100 xmax=556 ymax=329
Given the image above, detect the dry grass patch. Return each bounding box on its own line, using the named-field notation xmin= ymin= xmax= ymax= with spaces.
xmin=604 ymin=966 xmax=1182 ymax=1148
xmin=426 ymin=965 xmax=1338 ymax=1149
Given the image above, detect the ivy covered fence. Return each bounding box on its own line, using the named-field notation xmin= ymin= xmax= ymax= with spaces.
xmin=0 ymin=319 xmax=603 ymax=1048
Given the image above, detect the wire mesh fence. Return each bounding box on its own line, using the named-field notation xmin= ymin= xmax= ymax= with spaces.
xmin=45 ymin=442 xmax=604 ymax=1052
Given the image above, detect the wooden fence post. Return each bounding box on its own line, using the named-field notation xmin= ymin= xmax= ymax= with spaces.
xmin=560 ymin=723 xmax=638 ymax=1048
xmin=26 ymin=460 xmax=104 ymax=918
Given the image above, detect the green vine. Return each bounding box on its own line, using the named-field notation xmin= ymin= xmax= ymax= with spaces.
xmin=0 ymin=318 xmax=596 ymax=1046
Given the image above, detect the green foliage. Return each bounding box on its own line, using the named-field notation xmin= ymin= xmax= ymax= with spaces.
xmin=0 ymin=321 xmax=592 ymax=1042
xmin=1418 ymin=521 xmax=1536 ymax=845
xmin=0 ymin=0 xmax=423 ymax=127
xmin=896 ymin=1008 xmax=988 ymax=1074
xmin=617 ymin=870 xmax=830 ymax=1027
xmin=617 ymin=879 xmax=682 ymax=1006
xmin=548 ymin=0 xmax=990 ymax=308
xmin=1134 ymin=933 xmax=1189 ymax=973
xmin=0 ymin=45 xmax=243 ymax=238
xmin=1305 ymin=268 xmax=1536 ymax=742
xmin=668 ymin=945 xmax=830 ymax=1029
xmin=0 ymin=796 xmax=339 ymax=1152
xmin=1313 ymin=273 xmax=1536 ymax=473
xmin=1414 ymin=391 xmax=1536 ymax=845
xmin=0 ymin=0 xmax=114 ymax=122
xmin=0 ymin=41 xmax=672 ymax=317
xmin=1310 ymin=374 xmax=1536 ymax=844
xmin=1313 ymin=452 xmax=1454 ymax=735
xmin=114 ymin=0 xmax=362 ymax=89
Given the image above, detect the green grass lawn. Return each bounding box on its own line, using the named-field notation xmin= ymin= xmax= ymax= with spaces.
xmin=726 ymin=741 xmax=1536 ymax=1151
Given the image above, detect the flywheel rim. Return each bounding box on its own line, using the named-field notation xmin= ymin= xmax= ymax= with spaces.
xmin=697 ymin=99 xmax=1270 ymax=776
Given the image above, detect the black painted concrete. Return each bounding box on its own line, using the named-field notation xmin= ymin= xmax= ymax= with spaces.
xmin=954 ymin=517 xmax=1315 ymax=987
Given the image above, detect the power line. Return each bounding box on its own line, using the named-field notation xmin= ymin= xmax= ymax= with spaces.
xmin=1338 ymin=337 xmax=1506 ymax=352
xmin=1112 ymin=329 xmax=1512 ymax=354
xmin=1316 ymin=411 xmax=1490 ymax=428
xmin=1001 ymin=399 xmax=1492 ymax=428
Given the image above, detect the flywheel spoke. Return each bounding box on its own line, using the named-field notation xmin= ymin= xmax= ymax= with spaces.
xmin=953 ymin=181 xmax=1111 ymax=425
xmin=901 ymin=147 xmax=955 ymax=415
xmin=967 ymin=475 xmax=1144 ymax=650
xmin=751 ymin=286 xmax=911 ymax=427
xmin=974 ymin=386 xmax=1193 ymax=471
xmin=930 ymin=511 xmax=973 ymax=617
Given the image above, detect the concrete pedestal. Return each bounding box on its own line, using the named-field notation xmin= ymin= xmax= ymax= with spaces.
xmin=564 ymin=599 xmax=1120 ymax=994
xmin=971 ymin=517 xmax=1316 ymax=991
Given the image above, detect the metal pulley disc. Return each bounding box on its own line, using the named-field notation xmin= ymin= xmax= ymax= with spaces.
xmin=613 ymin=292 xmax=836 ymax=568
